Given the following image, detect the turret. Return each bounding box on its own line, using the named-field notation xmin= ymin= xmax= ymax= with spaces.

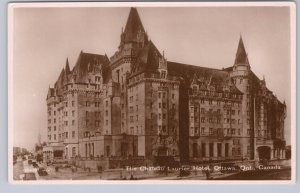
xmin=231 ymin=36 xmax=251 ymax=78
xmin=158 ymin=51 xmax=168 ymax=78
xmin=119 ymin=7 xmax=148 ymax=50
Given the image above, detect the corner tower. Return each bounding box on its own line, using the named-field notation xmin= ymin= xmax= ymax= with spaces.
xmin=230 ymin=36 xmax=254 ymax=160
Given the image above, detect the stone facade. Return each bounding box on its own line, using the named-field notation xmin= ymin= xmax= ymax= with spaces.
xmin=43 ymin=8 xmax=286 ymax=165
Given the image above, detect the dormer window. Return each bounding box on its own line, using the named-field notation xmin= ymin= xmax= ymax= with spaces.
xmin=192 ymin=86 xmax=197 ymax=93
xmin=161 ymin=71 xmax=166 ymax=78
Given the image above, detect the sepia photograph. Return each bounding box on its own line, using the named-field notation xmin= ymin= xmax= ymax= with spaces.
xmin=8 ymin=2 xmax=296 ymax=184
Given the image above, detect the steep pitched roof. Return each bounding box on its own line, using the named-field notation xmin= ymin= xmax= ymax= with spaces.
xmin=130 ymin=41 xmax=162 ymax=76
xmin=167 ymin=61 xmax=242 ymax=94
xmin=234 ymin=36 xmax=249 ymax=66
xmin=72 ymin=51 xmax=110 ymax=83
xmin=123 ymin=7 xmax=147 ymax=43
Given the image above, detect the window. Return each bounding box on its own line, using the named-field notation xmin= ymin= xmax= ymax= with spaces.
xmin=201 ymin=117 xmax=205 ymax=123
xmin=106 ymin=120 xmax=108 ymax=125
xmin=72 ymin=147 xmax=76 ymax=157
xmin=65 ymin=132 xmax=68 ymax=139
xmin=209 ymin=100 xmax=212 ymax=105
xmin=72 ymin=131 xmax=75 ymax=138
xmin=201 ymin=143 xmax=206 ymax=157
xmin=162 ymin=103 xmax=166 ymax=109
xmin=105 ymin=110 xmax=108 ymax=116
xmin=201 ymin=108 xmax=205 ymax=113
xmin=86 ymin=101 xmax=90 ymax=107
xmin=209 ymin=143 xmax=214 ymax=157
xmin=217 ymin=143 xmax=222 ymax=157
xmin=162 ymin=125 xmax=166 ymax=132
xmin=72 ymin=101 xmax=75 ymax=107
xmin=72 ymin=110 xmax=75 ymax=117
xmin=201 ymin=127 xmax=205 ymax=134
xmin=163 ymin=114 xmax=166 ymax=119
xmin=54 ymin=134 xmax=56 ymax=140
xmin=106 ymin=100 xmax=109 ymax=107
xmin=209 ymin=128 xmax=213 ymax=135
xmin=72 ymin=120 xmax=75 ymax=126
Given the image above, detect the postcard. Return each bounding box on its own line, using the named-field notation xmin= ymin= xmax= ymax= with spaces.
xmin=8 ymin=2 xmax=296 ymax=184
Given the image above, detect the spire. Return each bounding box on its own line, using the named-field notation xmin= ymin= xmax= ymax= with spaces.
xmin=234 ymin=36 xmax=249 ymax=66
xmin=65 ymin=58 xmax=70 ymax=74
xmin=122 ymin=7 xmax=147 ymax=43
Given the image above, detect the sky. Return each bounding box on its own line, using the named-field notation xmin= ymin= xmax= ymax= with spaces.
xmin=12 ymin=6 xmax=292 ymax=150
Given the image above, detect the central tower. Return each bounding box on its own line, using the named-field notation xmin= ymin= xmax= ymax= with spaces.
xmin=110 ymin=8 xmax=149 ymax=134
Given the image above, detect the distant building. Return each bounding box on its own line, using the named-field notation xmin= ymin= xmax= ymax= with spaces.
xmin=44 ymin=8 xmax=286 ymax=166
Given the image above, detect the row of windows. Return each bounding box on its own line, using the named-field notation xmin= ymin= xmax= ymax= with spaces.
xmin=48 ymin=131 xmax=76 ymax=140
xmin=192 ymin=143 xmax=230 ymax=158
xmin=85 ymin=101 xmax=101 ymax=107
xmin=129 ymin=94 xmax=139 ymax=103
xmin=191 ymin=89 xmax=242 ymax=100
xmin=191 ymin=127 xmax=241 ymax=135
xmin=85 ymin=120 xmax=102 ymax=127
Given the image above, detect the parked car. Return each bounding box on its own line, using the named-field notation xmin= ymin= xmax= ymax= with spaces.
xmin=38 ymin=167 xmax=48 ymax=176
xmin=22 ymin=172 xmax=37 ymax=180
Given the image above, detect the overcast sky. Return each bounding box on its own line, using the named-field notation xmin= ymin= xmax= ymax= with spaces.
xmin=12 ymin=6 xmax=292 ymax=150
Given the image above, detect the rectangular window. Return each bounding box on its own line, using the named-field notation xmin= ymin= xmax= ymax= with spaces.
xmin=72 ymin=120 xmax=75 ymax=126
xmin=217 ymin=143 xmax=222 ymax=157
xmin=72 ymin=131 xmax=75 ymax=138
xmin=201 ymin=143 xmax=206 ymax=157
xmin=209 ymin=128 xmax=213 ymax=135
xmin=201 ymin=127 xmax=205 ymax=134
xmin=209 ymin=143 xmax=214 ymax=157
xmin=65 ymin=132 xmax=68 ymax=139
xmin=72 ymin=101 xmax=75 ymax=107
xmin=201 ymin=117 xmax=205 ymax=123
xmin=225 ymin=143 xmax=229 ymax=157
xmin=72 ymin=147 xmax=76 ymax=156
